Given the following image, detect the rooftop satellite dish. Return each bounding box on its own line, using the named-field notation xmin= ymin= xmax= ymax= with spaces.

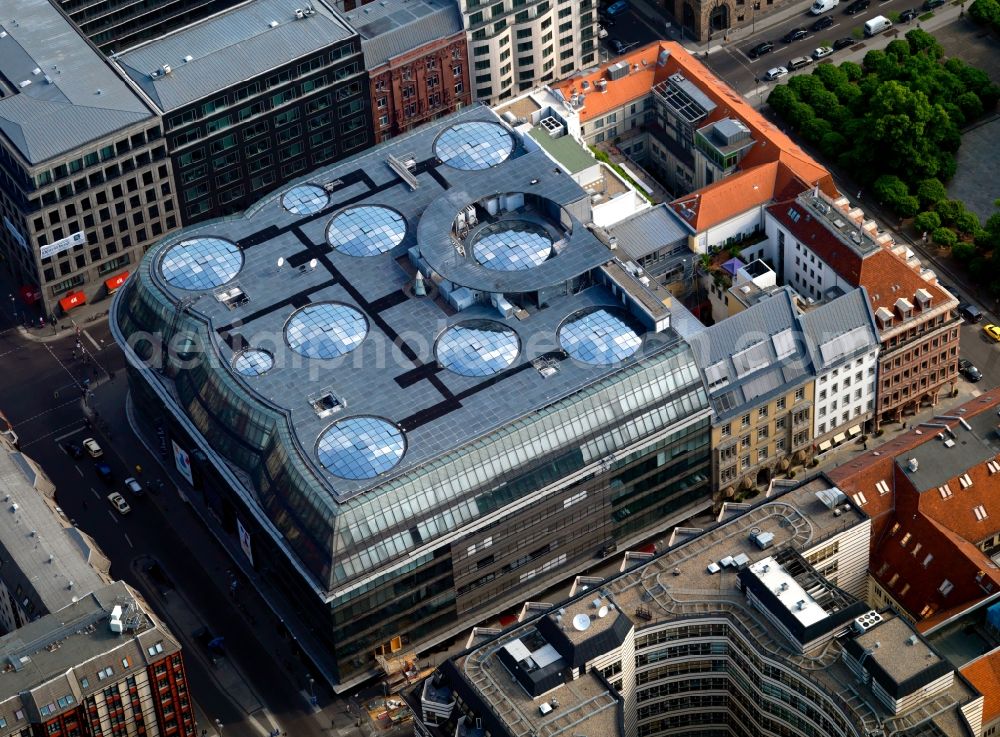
xmin=309 ymin=258 xmax=318 ymax=270
xmin=572 ymin=613 xmax=591 ymax=632
xmin=598 ymin=605 xmax=609 ymax=618
xmin=277 ymin=257 xmax=285 ymax=268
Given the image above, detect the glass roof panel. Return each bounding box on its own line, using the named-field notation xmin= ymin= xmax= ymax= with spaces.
xmin=560 ymin=308 xmax=642 ymax=365
xmin=436 ymin=321 xmax=520 ymax=376
xmin=160 ymin=238 xmax=243 ymax=290
xmin=232 ymin=349 xmax=274 ymax=376
xmin=317 ymin=416 xmax=405 ymax=479
xmin=326 ymin=206 xmax=406 ymax=257
xmin=281 ymin=184 xmax=329 ymax=215
xmin=434 ymin=122 xmax=514 ymax=170
xmin=474 ymin=227 xmax=552 ymax=272
xmin=285 ymin=302 xmax=368 ymax=359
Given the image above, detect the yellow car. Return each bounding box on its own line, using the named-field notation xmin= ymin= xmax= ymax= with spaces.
xmin=984 ymin=324 xmax=1000 ymax=342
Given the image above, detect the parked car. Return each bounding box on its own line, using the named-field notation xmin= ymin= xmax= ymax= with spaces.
xmin=765 ymin=66 xmax=789 ymax=80
xmin=606 ymin=0 xmax=630 ymax=15
xmin=900 ymin=7 xmax=920 ymax=20
xmin=958 ymin=358 xmax=983 ymax=382
xmin=922 ymin=0 xmax=945 ymax=9
xmin=984 ymin=323 xmax=1000 ymax=342
xmin=598 ymin=25 xmax=609 ymax=38
xmin=782 ymin=27 xmax=809 ymax=42
xmin=609 ymin=38 xmax=627 ymax=54
xmin=959 ymin=303 xmax=983 ymax=322
xmin=94 ymin=461 xmax=113 ymax=483
xmin=107 ymin=491 xmax=131 ymax=515
xmin=124 ymin=477 xmax=144 ymax=496
xmin=192 ymin=627 xmax=226 ymax=657
xmin=833 ymin=36 xmax=856 ymax=49
xmin=844 ymin=0 xmax=870 ymax=13
xmin=64 ymin=442 xmax=83 ymax=459
xmin=83 ymin=437 xmax=103 ymax=458
xmin=788 ymin=56 xmax=813 ymax=70
xmin=143 ymin=561 xmax=174 ymax=595
xmin=812 ymin=46 xmax=834 ymax=59
xmin=810 ymin=0 xmax=840 ymax=13
xmin=747 ymin=40 xmax=775 ymax=58
xmin=811 ymin=15 xmax=835 ymax=31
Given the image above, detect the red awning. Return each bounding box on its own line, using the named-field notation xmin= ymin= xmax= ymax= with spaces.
xmin=59 ymin=291 xmax=87 ymax=312
xmin=104 ymin=271 xmax=130 ymax=292
xmin=498 ymin=614 xmax=518 ymax=627
xmin=635 ymin=543 xmax=657 ymax=555
xmin=18 ymin=285 xmax=40 ymax=305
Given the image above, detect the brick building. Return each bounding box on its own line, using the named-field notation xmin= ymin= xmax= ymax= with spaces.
xmin=763 ymin=190 xmax=961 ymax=428
xmin=0 ymin=581 xmax=192 ymax=737
xmin=344 ymin=0 xmax=470 ymax=144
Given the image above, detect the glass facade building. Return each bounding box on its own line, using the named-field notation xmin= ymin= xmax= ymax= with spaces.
xmin=111 ymin=109 xmax=713 ymax=689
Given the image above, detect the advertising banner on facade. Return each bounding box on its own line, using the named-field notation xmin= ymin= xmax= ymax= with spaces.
xmin=237 ymin=518 xmax=254 ymax=566
xmin=172 ymin=440 xmax=194 ymax=486
xmin=40 ymin=231 xmax=85 ymax=260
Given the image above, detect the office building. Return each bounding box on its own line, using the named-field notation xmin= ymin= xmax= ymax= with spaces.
xmin=54 ymin=0 xmax=243 ymax=55
xmin=110 ymin=107 xmax=715 ymax=689
xmin=116 ymin=0 xmax=373 ymax=223
xmin=409 ymin=476 xmax=989 ymax=737
xmin=0 ymin=0 xmax=174 ymax=321
xmin=763 ymin=189 xmax=961 ymax=427
xmin=0 ymin=431 xmax=109 ymax=634
xmin=460 ymin=0 xmax=600 ymax=104
xmin=0 ymin=581 xmax=193 ymax=737
xmin=664 ymin=0 xmax=789 ymax=43
xmin=344 ymin=0 xmax=471 ymax=144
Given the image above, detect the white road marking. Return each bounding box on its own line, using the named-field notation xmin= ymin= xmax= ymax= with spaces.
xmin=124 ymin=534 xmax=133 ymax=549
xmin=76 ymin=467 xmax=83 ymax=477
xmin=108 ymin=510 xmax=118 ymax=523
xmin=91 ymin=488 xmax=100 ymax=500
xmin=19 ymin=413 xmax=89 ymax=448
xmin=54 ymin=425 xmax=87 ymax=443
xmin=83 ymin=330 xmax=101 ymax=351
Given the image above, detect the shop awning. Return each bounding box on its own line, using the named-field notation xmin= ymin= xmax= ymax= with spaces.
xmin=818 ymin=440 xmax=833 ymax=452
xmin=848 ymin=424 xmax=862 ymax=437
xmin=59 ymin=291 xmax=86 ymax=312
xmin=104 ymin=271 xmax=130 ymax=292
xmin=833 ymin=432 xmax=847 ymax=444
xmin=18 ymin=285 xmax=40 ymax=305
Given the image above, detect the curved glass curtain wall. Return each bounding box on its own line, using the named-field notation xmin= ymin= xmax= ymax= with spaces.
xmin=119 ymin=275 xmax=337 ymax=587
xmin=120 ymin=257 xmax=708 ymax=591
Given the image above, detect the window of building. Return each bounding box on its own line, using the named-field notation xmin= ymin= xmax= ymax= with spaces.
xmin=939 ymin=579 xmax=954 ymax=596
xmin=974 ymin=504 xmax=988 ymax=521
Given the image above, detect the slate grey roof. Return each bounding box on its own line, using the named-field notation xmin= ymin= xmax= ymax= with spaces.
xmin=686 ymin=287 xmax=814 ymax=422
xmin=0 ymin=0 xmax=152 ymax=164
xmin=0 ymin=440 xmax=106 ymax=617
xmin=902 ymin=408 xmax=1000 ymax=493
xmin=0 ymin=581 xmax=182 ymax=724
xmin=606 ymin=204 xmax=689 ymax=261
xmin=345 ymin=0 xmax=464 ymax=69
xmin=116 ymin=0 xmax=354 ymax=112
xmin=797 ymin=287 xmax=879 ymax=372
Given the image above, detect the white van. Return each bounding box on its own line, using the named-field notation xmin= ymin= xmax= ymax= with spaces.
xmin=810 ymin=0 xmax=839 ymax=14
xmin=864 ymin=15 xmax=892 ymax=35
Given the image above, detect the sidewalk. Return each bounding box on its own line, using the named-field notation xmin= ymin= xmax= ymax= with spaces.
xmin=83 ymin=380 xmax=370 ymax=737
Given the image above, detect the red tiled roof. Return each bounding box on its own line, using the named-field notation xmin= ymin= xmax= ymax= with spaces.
xmin=550 ymin=41 xmax=836 ymax=232
xmin=962 ymin=652 xmax=1000 ymax=725
xmin=858 ymin=248 xmax=952 ymax=318
xmin=766 ymin=199 xmax=865 ymax=284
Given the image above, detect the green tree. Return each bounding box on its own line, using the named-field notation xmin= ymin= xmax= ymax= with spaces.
xmin=905 ymin=29 xmax=944 ymax=58
xmin=785 ymin=101 xmax=817 ymax=129
xmin=933 ymin=227 xmax=958 ymax=248
xmin=955 ymin=210 xmax=981 ymax=235
xmin=863 ymin=49 xmax=900 ymax=78
xmin=934 ymin=199 xmax=965 ymax=225
xmin=801 ymin=117 xmax=833 ymax=144
xmin=957 ymin=91 xmax=985 ymax=120
xmin=969 ymin=0 xmax=1000 ymax=28
xmin=873 ymin=174 xmax=910 ymax=204
xmin=814 ymin=63 xmax=850 ymax=91
xmin=885 ymin=39 xmax=911 ymax=60
xmin=952 ymin=241 xmax=976 ymax=261
xmin=766 ymin=84 xmax=798 ymax=116
xmin=916 ymin=179 xmax=947 ymax=208
xmin=896 ymin=195 xmax=920 ymax=218
xmin=788 ymin=75 xmax=827 ymax=104
xmin=819 ymin=131 xmax=847 ymax=159
xmin=914 ymin=211 xmax=942 ymax=233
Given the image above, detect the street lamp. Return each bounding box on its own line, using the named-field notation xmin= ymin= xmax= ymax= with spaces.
xmin=214 ymin=719 xmax=223 ymax=733
xmin=307 ymin=675 xmax=317 ymax=707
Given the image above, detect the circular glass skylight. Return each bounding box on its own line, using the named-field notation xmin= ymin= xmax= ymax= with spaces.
xmin=281 ymin=184 xmax=328 ymax=215
xmin=434 ymin=122 xmax=514 ymax=170
xmin=326 ymin=206 xmax=406 ymax=257
xmin=474 ymin=226 xmax=552 ymax=271
xmin=232 ymin=349 xmax=274 ymax=376
xmin=560 ymin=308 xmax=642 ymax=365
xmin=285 ymin=303 xmax=368 ymax=359
xmin=160 ymin=238 xmax=243 ymax=290
xmin=437 ymin=321 xmax=520 ymax=377
xmin=317 ymin=416 xmax=405 ymax=480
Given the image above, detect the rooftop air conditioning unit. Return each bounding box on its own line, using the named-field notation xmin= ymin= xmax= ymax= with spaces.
xmin=851 ymin=610 xmax=883 ymax=634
